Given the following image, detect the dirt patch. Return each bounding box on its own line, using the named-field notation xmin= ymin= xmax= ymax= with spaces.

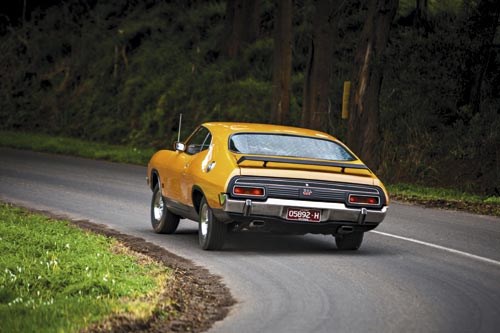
xmin=9 ymin=205 xmax=235 ymax=333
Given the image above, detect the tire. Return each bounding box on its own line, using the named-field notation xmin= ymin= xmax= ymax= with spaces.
xmin=335 ymin=232 xmax=364 ymax=251
xmin=198 ymin=197 xmax=226 ymax=250
xmin=150 ymin=184 xmax=180 ymax=234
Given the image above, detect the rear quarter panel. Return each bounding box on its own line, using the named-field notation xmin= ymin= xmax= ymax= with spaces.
xmin=187 ymin=134 xmax=240 ymax=209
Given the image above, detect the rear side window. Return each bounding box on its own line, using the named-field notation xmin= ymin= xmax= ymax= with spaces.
xmin=229 ymin=134 xmax=355 ymax=161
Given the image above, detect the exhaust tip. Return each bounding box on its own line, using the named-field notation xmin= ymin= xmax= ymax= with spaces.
xmin=338 ymin=226 xmax=354 ymax=234
xmin=249 ymin=220 xmax=265 ymax=228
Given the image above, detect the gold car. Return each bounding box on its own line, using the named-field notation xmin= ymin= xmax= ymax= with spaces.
xmin=147 ymin=122 xmax=389 ymax=250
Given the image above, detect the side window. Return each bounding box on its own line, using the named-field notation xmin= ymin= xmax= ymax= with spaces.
xmin=185 ymin=127 xmax=212 ymax=155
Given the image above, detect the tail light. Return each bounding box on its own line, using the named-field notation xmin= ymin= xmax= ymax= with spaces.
xmin=348 ymin=194 xmax=379 ymax=206
xmin=232 ymin=186 xmax=265 ymax=197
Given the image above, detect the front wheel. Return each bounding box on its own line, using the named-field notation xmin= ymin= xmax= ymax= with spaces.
xmin=151 ymin=184 xmax=180 ymax=234
xmin=198 ymin=197 xmax=226 ymax=250
xmin=335 ymin=232 xmax=364 ymax=251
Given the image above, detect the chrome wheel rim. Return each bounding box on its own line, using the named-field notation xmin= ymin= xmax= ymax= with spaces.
xmin=153 ymin=191 xmax=163 ymax=221
xmin=200 ymin=203 xmax=209 ymax=239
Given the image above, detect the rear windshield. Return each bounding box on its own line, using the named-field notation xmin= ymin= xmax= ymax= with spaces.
xmin=229 ymin=134 xmax=355 ymax=161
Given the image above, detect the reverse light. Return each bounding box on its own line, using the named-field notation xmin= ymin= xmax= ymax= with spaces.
xmin=233 ymin=186 xmax=265 ymax=197
xmin=348 ymin=194 xmax=379 ymax=205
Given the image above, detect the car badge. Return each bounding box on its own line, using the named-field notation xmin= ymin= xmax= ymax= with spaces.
xmin=303 ymin=188 xmax=313 ymax=196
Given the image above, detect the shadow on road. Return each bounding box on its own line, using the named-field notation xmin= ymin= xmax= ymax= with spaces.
xmin=160 ymin=225 xmax=397 ymax=257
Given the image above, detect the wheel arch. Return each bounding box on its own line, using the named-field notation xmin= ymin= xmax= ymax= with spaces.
xmin=192 ymin=186 xmax=205 ymax=214
xmin=150 ymin=169 xmax=160 ymax=191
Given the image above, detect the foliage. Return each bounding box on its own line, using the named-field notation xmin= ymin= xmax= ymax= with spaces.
xmin=380 ymin=5 xmax=500 ymax=195
xmin=0 ymin=0 xmax=498 ymax=195
xmin=0 ymin=203 xmax=171 ymax=332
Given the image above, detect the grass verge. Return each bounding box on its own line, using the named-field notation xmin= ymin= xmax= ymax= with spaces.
xmin=0 ymin=130 xmax=154 ymax=165
xmin=388 ymin=183 xmax=500 ymax=217
xmin=0 ymin=203 xmax=172 ymax=333
xmin=1 ymin=130 xmax=498 ymax=217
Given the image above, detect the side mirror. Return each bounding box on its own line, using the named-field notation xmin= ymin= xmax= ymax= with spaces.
xmin=174 ymin=142 xmax=186 ymax=152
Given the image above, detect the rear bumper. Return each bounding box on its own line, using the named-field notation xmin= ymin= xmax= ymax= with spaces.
xmin=222 ymin=197 xmax=387 ymax=223
xmin=215 ymin=197 xmax=387 ymax=235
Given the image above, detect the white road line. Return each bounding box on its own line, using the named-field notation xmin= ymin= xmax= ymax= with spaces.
xmin=371 ymin=230 xmax=500 ymax=267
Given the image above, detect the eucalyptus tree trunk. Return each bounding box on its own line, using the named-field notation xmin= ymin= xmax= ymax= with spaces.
xmin=346 ymin=0 xmax=398 ymax=170
xmin=271 ymin=0 xmax=292 ymax=125
xmin=301 ymin=0 xmax=342 ymax=132
xmin=414 ymin=0 xmax=429 ymax=28
xmin=220 ymin=0 xmax=260 ymax=58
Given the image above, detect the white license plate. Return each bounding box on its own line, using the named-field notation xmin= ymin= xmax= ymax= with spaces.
xmin=286 ymin=208 xmax=321 ymax=222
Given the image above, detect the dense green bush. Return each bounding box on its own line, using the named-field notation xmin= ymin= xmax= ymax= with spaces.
xmin=379 ymin=6 xmax=499 ymax=194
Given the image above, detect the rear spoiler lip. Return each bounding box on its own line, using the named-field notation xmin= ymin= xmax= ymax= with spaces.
xmin=236 ymin=155 xmax=371 ymax=173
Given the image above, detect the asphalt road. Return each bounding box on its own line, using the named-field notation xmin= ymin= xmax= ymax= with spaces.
xmin=1 ymin=147 xmax=500 ymax=333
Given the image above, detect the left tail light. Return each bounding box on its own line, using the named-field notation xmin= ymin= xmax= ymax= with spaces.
xmin=232 ymin=186 xmax=265 ymax=197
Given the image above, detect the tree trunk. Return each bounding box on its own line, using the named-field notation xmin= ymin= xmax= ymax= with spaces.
xmin=457 ymin=0 xmax=500 ymax=115
xmin=271 ymin=0 xmax=293 ymax=125
xmin=346 ymin=0 xmax=398 ymax=170
xmin=414 ymin=0 xmax=428 ymax=28
xmin=301 ymin=0 xmax=341 ymax=132
xmin=220 ymin=0 xmax=261 ymax=58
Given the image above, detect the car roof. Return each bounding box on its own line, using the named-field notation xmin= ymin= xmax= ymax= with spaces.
xmin=202 ymin=122 xmax=337 ymax=141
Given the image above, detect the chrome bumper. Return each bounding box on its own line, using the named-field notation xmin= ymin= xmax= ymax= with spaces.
xmin=222 ymin=197 xmax=387 ymax=224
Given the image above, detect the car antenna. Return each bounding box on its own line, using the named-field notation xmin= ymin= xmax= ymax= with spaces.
xmin=177 ymin=113 xmax=182 ymax=142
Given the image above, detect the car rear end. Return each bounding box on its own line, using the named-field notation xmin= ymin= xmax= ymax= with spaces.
xmin=219 ymin=170 xmax=388 ymax=235
xmin=213 ymin=127 xmax=389 ymax=237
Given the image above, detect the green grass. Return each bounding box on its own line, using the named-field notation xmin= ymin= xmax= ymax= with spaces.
xmin=387 ymin=183 xmax=500 ymax=216
xmin=0 ymin=131 xmax=155 ymax=165
xmin=0 ymin=203 xmax=172 ymax=333
xmin=387 ymin=183 xmax=500 ymax=204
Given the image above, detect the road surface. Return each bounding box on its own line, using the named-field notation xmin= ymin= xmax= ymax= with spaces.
xmin=1 ymin=147 xmax=500 ymax=333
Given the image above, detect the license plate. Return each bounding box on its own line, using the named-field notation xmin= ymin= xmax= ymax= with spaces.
xmin=286 ymin=208 xmax=321 ymax=222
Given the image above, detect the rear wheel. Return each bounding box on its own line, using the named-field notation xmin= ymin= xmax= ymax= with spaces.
xmin=151 ymin=184 xmax=180 ymax=234
xmin=198 ymin=197 xmax=226 ymax=250
xmin=335 ymin=232 xmax=364 ymax=250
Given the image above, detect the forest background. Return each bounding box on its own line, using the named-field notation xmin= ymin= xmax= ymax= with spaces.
xmin=0 ymin=0 xmax=499 ymax=196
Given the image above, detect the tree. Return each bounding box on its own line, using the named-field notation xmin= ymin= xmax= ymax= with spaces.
xmin=456 ymin=0 xmax=500 ymax=116
xmin=219 ymin=0 xmax=260 ymax=58
xmin=271 ymin=0 xmax=292 ymax=125
xmin=414 ymin=0 xmax=429 ymax=30
xmin=301 ymin=0 xmax=342 ymax=132
xmin=346 ymin=0 xmax=399 ymax=170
